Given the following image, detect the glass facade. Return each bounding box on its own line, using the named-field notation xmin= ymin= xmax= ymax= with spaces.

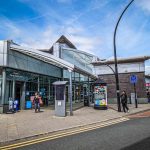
xmin=62 ymin=48 xmax=96 ymax=104
xmin=0 ymin=41 xmax=96 ymax=113
xmin=0 ymin=67 xmax=94 ymax=110
xmin=61 ymin=48 xmax=95 ymax=73
xmin=63 ymin=69 xmax=94 ymax=104
xmin=8 ymin=50 xmax=62 ymax=78
xmin=3 ymin=68 xmax=60 ymax=109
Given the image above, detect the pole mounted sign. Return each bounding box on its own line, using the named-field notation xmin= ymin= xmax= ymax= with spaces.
xmin=130 ymin=74 xmax=137 ymax=84
xmin=130 ymin=74 xmax=138 ymax=108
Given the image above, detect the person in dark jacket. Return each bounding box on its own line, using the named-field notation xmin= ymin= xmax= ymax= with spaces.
xmin=33 ymin=92 xmax=40 ymax=113
xmin=147 ymin=89 xmax=150 ymax=103
xmin=120 ymin=91 xmax=129 ymax=113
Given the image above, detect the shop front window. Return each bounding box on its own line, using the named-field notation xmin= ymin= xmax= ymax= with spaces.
xmin=4 ymin=68 xmax=60 ymax=108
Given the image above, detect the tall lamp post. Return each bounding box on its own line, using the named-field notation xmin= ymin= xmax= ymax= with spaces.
xmin=100 ymin=59 xmax=116 ymax=75
xmin=113 ymin=0 xmax=135 ymax=112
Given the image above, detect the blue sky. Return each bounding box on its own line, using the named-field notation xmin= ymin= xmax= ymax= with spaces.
xmin=0 ymin=0 xmax=150 ymax=73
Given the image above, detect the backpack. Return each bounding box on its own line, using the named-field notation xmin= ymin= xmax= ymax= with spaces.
xmin=121 ymin=94 xmax=126 ymax=103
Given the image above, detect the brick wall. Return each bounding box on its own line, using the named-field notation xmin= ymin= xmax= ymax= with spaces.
xmin=98 ymin=72 xmax=146 ymax=99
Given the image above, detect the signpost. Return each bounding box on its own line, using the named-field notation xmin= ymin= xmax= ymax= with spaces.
xmin=130 ymin=75 xmax=138 ymax=108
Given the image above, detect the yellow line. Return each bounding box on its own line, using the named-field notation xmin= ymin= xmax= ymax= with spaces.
xmin=1 ymin=118 xmax=129 ymax=150
xmin=0 ymin=118 xmax=129 ymax=150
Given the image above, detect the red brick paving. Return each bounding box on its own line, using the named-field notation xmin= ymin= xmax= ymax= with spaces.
xmin=128 ymin=110 xmax=150 ymax=118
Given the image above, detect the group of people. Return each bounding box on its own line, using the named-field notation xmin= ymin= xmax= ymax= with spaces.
xmin=33 ymin=90 xmax=150 ymax=113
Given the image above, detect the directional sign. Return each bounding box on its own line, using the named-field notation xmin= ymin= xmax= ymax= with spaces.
xmin=130 ymin=74 xmax=137 ymax=84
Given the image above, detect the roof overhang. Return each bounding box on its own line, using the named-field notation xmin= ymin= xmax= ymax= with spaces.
xmin=92 ymin=56 xmax=150 ymax=66
xmin=145 ymin=75 xmax=150 ymax=79
xmin=10 ymin=44 xmax=74 ymax=71
xmin=9 ymin=43 xmax=96 ymax=79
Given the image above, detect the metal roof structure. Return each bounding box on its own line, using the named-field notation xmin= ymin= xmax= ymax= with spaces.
xmin=145 ymin=75 xmax=150 ymax=79
xmin=10 ymin=43 xmax=74 ymax=71
xmin=9 ymin=42 xmax=97 ymax=79
xmin=62 ymin=47 xmax=97 ymax=58
xmin=92 ymin=56 xmax=150 ymax=65
xmin=39 ymin=35 xmax=77 ymax=54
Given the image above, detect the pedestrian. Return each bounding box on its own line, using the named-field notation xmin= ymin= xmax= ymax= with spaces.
xmin=146 ymin=89 xmax=150 ymax=103
xmin=33 ymin=92 xmax=40 ymax=113
xmin=120 ymin=91 xmax=129 ymax=113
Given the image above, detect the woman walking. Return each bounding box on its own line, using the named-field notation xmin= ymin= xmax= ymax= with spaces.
xmin=33 ymin=92 xmax=40 ymax=113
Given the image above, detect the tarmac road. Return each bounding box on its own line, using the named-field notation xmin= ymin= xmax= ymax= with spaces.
xmin=1 ymin=112 xmax=150 ymax=150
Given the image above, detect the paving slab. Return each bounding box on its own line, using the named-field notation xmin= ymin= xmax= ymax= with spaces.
xmin=0 ymin=104 xmax=149 ymax=143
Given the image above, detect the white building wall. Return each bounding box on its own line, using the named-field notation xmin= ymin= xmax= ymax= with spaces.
xmin=0 ymin=41 xmax=8 ymax=66
xmin=145 ymin=78 xmax=150 ymax=83
xmin=94 ymin=62 xmax=145 ymax=75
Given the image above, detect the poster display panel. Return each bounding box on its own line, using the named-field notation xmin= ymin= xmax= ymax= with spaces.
xmin=94 ymin=85 xmax=107 ymax=108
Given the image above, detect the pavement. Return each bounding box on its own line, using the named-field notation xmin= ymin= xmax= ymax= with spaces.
xmin=0 ymin=104 xmax=150 ymax=143
xmin=11 ymin=117 xmax=150 ymax=150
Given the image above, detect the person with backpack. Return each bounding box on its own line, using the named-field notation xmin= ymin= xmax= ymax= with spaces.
xmin=120 ymin=91 xmax=129 ymax=113
xmin=33 ymin=92 xmax=40 ymax=113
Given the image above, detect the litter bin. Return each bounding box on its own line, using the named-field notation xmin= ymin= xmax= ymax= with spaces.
xmin=84 ymin=95 xmax=89 ymax=106
xmin=9 ymin=98 xmax=14 ymax=112
xmin=3 ymin=104 xmax=9 ymax=113
xmin=26 ymin=101 xmax=32 ymax=109
xmin=14 ymin=99 xmax=19 ymax=112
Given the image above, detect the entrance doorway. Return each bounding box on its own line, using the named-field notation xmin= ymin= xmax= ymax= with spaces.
xmin=15 ymin=81 xmax=24 ymax=110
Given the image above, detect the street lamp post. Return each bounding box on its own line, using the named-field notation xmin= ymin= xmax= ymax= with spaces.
xmin=99 ymin=60 xmax=115 ymax=75
xmin=68 ymin=69 xmax=73 ymax=116
xmin=113 ymin=0 xmax=135 ymax=112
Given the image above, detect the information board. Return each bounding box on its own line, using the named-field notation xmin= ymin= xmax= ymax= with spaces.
xmin=94 ymin=85 xmax=107 ymax=106
xmin=56 ymin=85 xmax=65 ymax=100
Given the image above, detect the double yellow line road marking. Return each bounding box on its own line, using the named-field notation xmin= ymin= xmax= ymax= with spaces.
xmin=0 ymin=117 xmax=129 ymax=150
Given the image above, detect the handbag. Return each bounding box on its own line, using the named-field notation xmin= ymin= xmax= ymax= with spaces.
xmin=39 ymin=97 xmax=43 ymax=105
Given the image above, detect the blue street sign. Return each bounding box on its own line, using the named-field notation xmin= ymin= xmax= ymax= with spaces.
xmin=130 ymin=74 xmax=137 ymax=84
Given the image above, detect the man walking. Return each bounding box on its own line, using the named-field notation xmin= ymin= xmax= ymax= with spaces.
xmin=121 ymin=91 xmax=129 ymax=113
xmin=147 ymin=89 xmax=150 ymax=103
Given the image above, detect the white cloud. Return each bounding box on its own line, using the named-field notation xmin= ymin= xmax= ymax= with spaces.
xmin=19 ymin=25 xmax=59 ymax=49
xmin=65 ymin=26 xmax=84 ymax=34
xmin=136 ymin=0 xmax=150 ymax=13
xmin=57 ymin=0 xmax=73 ymax=3
xmin=90 ymin=0 xmax=109 ymax=11
xmin=0 ymin=16 xmax=60 ymax=49
xmin=11 ymin=0 xmax=106 ymax=56
xmin=67 ymin=35 xmax=101 ymax=54
xmin=1 ymin=0 xmax=149 ymax=60
xmin=114 ymin=17 xmax=150 ymax=57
